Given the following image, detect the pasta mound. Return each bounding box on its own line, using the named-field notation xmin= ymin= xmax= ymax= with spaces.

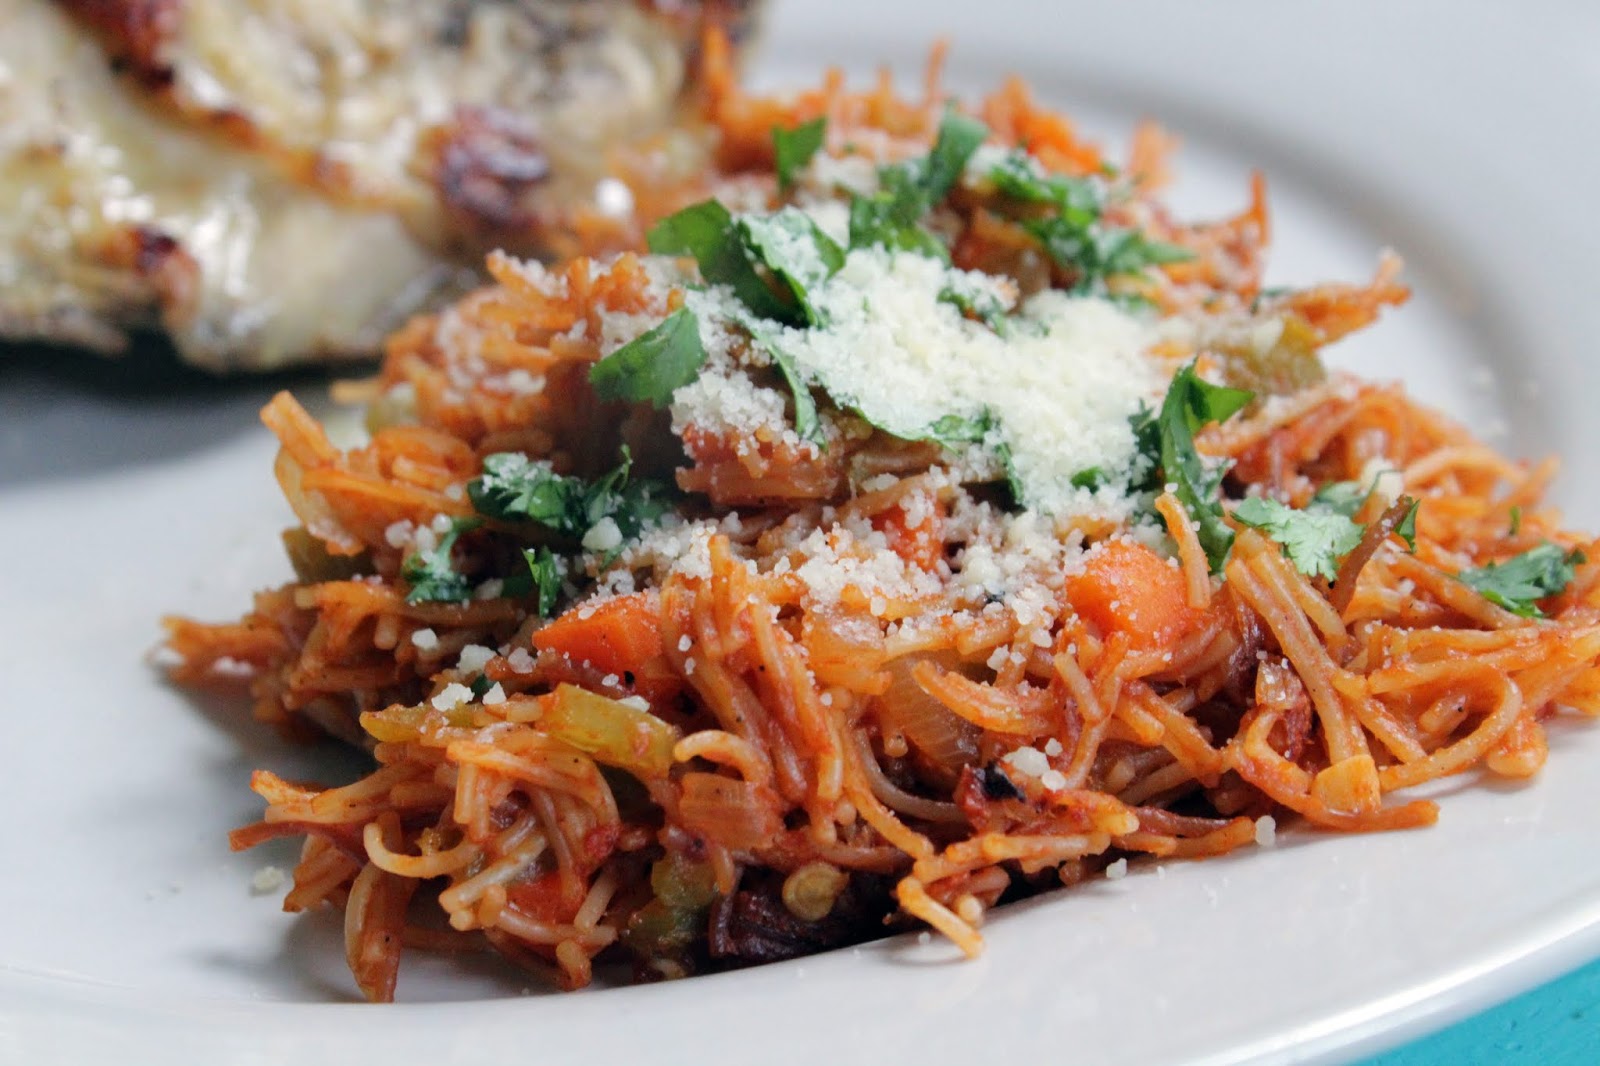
xmin=165 ymin=40 xmax=1600 ymax=1001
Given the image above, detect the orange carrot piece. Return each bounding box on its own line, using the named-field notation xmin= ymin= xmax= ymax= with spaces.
xmin=1065 ymin=541 xmax=1202 ymax=648
xmin=533 ymin=593 xmax=678 ymax=698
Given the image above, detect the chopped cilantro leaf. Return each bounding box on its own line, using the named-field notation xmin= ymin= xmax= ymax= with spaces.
xmin=847 ymin=109 xmax=990 ymax=259
xmin=737 ymin=207 xmax=845 ymax=326
xmin=848 ymin=179 xmax=948 ymax=260
xmin=921 ymin=409 xmax=996 ymax=447
xmin=401 ymin=517 xmax=481 ymax=604
xmin=470 ymin=454 xmax=582 ymax=531
xmin=985 ymin=148 xmax=1192 ymax=292
xmin=470 ymin=674 xmax=495 ymax=699
xmin=647 ymin=200 xmax=796 ymax=322
xmin=1456 ymin=543 xmax=1585 ymax=618
xmin=938 ymin=277 xmax=1011 ymax=335
xmin=735 ymin=311 xmax=825 ymax=445
xmin=921 ymin=108 xmax=989 ymax=204
xmin=1181 ymin=374 xmax=1253 ymax=428
xmin=1095 ymin=228 xmax=1195 ymax=277
xmin=524 ymin=546 xmax=562 ymax=618
xmin=768 ymin=347 xmax=823 ymax=445
xmin=1233 ymin=496 xmax=1364 ymax=582
xmin=1395 ymin=498 xmax=1420 ymax=552
xmin=994 ymin=439 xmax=1025 ymax=504
xmin=1071 ymin=467 xmax=1107 ymax=491
xmin=774 ymin=117 xmax=826 ymax=192
xmin=589 ymin=308 xmax=707 ymax=407
xmin=989 ymin=151 xmax=1099 ymax=222
xmin=1309 ymin=479 xmax=1368 ymax=518
xmin=469 ymin=449 xmax=672 ymax=543
xmin=1155 ymin=364 xmax=1255 ymax=572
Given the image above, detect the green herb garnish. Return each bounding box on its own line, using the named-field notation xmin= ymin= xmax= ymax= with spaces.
xmin=921 ymin=409 xmax=997 ymax=447
xmin=1394 ymin=498 xmax=1420 ymax=552
xmin=589 ymin=308 xmax=708 ymax=407
xmin=524 ymin=546 xmax=563 ymax=618
xmin=848 ymin=108 xmax=989 ymax=258
xmin=985 ymin=148 xmax=1193 ymax=293
xmin=1457 ymin=543 xmax=1585 ymax=618
xmin=1153 ymin=364 xmax=1254 ymax=571
xmin=938 ymin=276 xmax=1011 ymax=335
xmin=401 ymin=517 xmax=482 ymax=604
xmin=1233 ymin=497 xmax=1365 ymax=582
xmin=648 ymin=200 xmax=796 ymax=323
xmin=737 ymin=207 xmax=845 ymax=326
xmin=469 ymin=448 xmax=671 ymax=543
xmin=774 ymin=117 xmax=827 ymax=192
xmin=1071 ymin=467 xmax=1108 ymax=491
xmin=921 ymin=108 xmax=989 ymax=204
xmin=1309 ymin=479 xmax=1369 ymax=518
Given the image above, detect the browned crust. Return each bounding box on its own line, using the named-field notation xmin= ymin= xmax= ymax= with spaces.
xmin=93 ymin=223 xmax=201 ymax=326
xmin=55 ymin=0 xmax=182 ymax=86
xmin=422 ymin=106 xmax=551 ymax=237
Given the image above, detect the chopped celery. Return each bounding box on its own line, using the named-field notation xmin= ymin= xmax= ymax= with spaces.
xmin=545 ymin=683 xmax=680 ymax=779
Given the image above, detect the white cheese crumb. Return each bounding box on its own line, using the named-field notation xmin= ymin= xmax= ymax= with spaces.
xmin=481 ymin=683 xmax=507 ymax=706
xmin=456 ymin=644 xmax=495 ymax=673
xmin=601 ymin=673 xmax=620 ymax=688
xmin=582 ymin=517 xmax=624 ymax=554
xmin=1003 ymin=746 xmax=1050 ymax=778
xmin=507 ymin=647 xmax=535 ymax=674
xmin=1044 ymin=738 xmax=1064 ymax=757
xmin=684 ymin=657 xmax=697 ymax=676
xmin=677 ymin=635 xmax=693 ymax=653
xmin=1254 ymin=815 xmax=1277 ymax=847
xmin=431 ymin=682 xmax=474 ymax=711
xmin=250 ymin=866 xmax=286 ymax=895
xmin=1105 ymin=858 xmax=1128 ymax=880
xmin=1039 ymin=769 xmax=1068 ymax=791
xmin=383 ymin=520 xmax=414 ymax=548
xmin=986 ymin=646 xmax=1010 ymax=672
xmin=411 ymin=628 xmax=439 ymax=651
xmin=619 ymin=695 xmax=651 ymax=712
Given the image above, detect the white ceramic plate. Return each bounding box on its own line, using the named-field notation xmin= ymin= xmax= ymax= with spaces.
xmin=5 ymin=2 xmax=1599 ymax=1062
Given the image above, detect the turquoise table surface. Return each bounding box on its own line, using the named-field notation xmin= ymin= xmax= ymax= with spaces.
xmin=1364 ymin=956 xmax=1600 ymax=1065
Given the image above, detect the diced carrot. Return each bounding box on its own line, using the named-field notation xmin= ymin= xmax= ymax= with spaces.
xmin=873 ymin=499 xmax=947 ymax=571
xmin=1064 ymin=540 xmax=1202 ymax=648
xmin=533 ymin=592 xmax=679 ymax=700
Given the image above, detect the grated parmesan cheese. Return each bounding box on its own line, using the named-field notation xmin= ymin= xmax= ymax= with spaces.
xmin=456 ymin=644 xmax=495 ymax=673
xmin=768 ymin=248 xmax=1160 ymax=517
xmin=431 ymin=682 xmax=473 ymax=711
xmin=250 ymin=866 xmax=286 ymax=895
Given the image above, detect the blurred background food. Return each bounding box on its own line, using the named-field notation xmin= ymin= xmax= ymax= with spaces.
xmin=0 ymin=0 xmax=759 ymax=371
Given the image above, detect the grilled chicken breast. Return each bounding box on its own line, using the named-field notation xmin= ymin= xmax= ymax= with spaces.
xmin=0 ymin=0 xmax=757 ymax=369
